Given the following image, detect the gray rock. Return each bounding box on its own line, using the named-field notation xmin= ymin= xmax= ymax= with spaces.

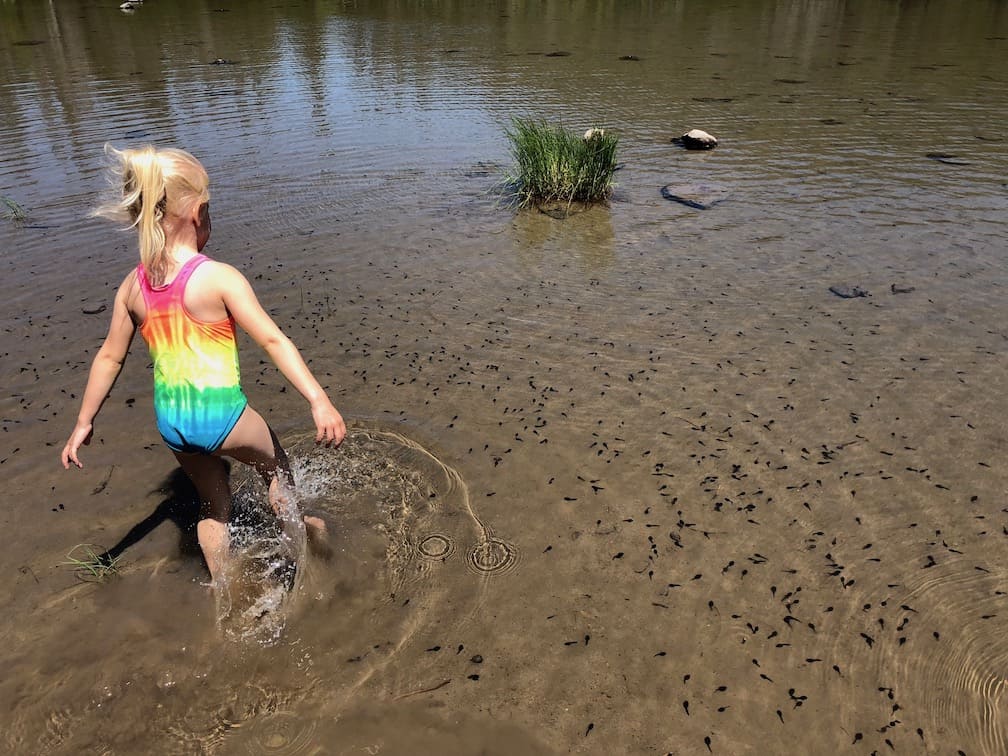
xmin=828 ymin=285 xmax=870 ymax=298
xmin=660 ymin=183 xmax=730 ymax=210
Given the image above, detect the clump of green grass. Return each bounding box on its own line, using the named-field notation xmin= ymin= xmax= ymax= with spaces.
xmin=1 ymin=195 xmax=27 ymax=222
xmin=504 ymin=118 xmax=618 ymax=208
xmin=63 ymin=544 xmax=121 ymax=582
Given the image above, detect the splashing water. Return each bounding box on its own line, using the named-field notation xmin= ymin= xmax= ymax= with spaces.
xmin=210 ymin=426 xmax=515 ymax=648
xmin=214 ymin=496 xmax=308 ymax=645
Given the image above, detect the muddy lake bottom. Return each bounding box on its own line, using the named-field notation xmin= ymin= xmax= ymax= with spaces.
xmin=2 ymin=0 xmax=1008 ymax=752
xmin=4 ymin=201 xmax=1007 ymax=754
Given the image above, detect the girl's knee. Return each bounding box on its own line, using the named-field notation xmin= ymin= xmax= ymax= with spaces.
xmin=173 ymin=451 xmax=233 ymax=517
xmin=199 ymin=497 xmax=231 ymax=522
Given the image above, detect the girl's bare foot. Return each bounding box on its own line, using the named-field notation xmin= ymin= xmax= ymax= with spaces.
xmin=303 ymin=514 xmax=327 ymax=534
xmin=304 ymin=514 xmax=333 ymax=559
xmin=268 ymin=474 xmax=294 ymax=517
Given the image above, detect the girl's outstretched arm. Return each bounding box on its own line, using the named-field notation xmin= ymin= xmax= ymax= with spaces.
xmin=62 ymin=273 xmax=138 ymax=469
xmin=217 ymin=264 xmax=346 ymax=447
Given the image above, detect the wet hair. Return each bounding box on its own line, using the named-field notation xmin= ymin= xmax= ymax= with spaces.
xmin=94 ymin=144 xmax=210 ymax=286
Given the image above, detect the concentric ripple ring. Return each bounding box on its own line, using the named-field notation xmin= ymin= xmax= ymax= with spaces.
xmin=465 ymin=537 xmax=519 ymax=575
xmin=417 ymin=533 xmax=455 ymax=560
xmin=247 ymin=710 xmax=317 ymax=754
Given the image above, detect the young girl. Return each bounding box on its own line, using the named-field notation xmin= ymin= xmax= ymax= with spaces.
xmin=61 ymin=145 xmax=346 ymax=583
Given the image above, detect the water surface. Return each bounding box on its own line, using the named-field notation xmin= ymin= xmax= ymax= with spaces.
xmin=2 ymin=1 xmax=1007 ymax=753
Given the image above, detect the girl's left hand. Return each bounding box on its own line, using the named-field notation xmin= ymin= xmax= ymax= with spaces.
xmin=311 ymin=401 xmax=346 ymax=447
xmin=62 ymin=422 xmax=94 ymax=469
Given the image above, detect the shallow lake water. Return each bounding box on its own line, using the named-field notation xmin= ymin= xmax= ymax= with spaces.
xmin=2 ymin=0 xmax=1007 ymax=753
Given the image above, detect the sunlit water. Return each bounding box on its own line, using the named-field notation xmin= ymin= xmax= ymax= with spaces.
xmin=2 ymin=1 xmax=1007 ymax=753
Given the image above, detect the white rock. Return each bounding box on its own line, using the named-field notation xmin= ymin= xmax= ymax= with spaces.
xmin=681 ymin=129 xmax=718 ymax=150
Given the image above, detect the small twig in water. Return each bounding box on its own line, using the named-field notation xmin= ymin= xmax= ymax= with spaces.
xmin=393 ymin=679 xmax=452 ymax=700
xmin=836 ymin=439 xmax=863 ymax=449
xmin=19 ymin=565 xmax=40 ymax=583
xmin=91 ymin=465 xmax=115 ymax=495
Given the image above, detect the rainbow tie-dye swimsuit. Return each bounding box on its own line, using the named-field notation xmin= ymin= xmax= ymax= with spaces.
xmin=137 ymin=254 xmax=248 ymax=454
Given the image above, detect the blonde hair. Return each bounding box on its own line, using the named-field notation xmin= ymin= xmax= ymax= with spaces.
xmin=94 ymin=144 xmax=210 ymax=286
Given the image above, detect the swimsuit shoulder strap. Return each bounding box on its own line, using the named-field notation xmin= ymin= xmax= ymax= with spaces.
xmin=135 ymin=262 xmax=153 ymax=310
xmin=137 ymin=254 xmax=209 ymax=312
xmin=172 ymin=254 xmax=209 ymax=294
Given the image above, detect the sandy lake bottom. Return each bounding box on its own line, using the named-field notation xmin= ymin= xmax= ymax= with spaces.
xmin=2 ymin=1 xmax=1007 ymax=753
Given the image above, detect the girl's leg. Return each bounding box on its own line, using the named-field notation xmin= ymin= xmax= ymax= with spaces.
xmin=217 ymin=406 xmax=328 ymax=537
xmin=172 ymin=450 xmax=232 ymax=582
xmin=215 ymin=406 xmax=293 ymax=514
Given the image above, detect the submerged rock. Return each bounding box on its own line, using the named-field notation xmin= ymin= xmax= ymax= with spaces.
xmin=660 ymin=183 xmax=730 ymax=210
xmin=538 ymin=202 xmax=589 ymax=219
xmin=676 ymin=129 xmax=718 ymax=150
xmin=828 ymin=285 xmax=870 ymax=298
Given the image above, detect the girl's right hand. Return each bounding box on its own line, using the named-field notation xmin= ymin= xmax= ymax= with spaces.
xmin=62 ymin=422 xmax=94 ymax=469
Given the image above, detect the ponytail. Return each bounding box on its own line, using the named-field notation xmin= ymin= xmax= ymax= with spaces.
xmin=126 ymin=146 xmax=169 ymax=284
xmin=94 ymin=143 xmax=210 ymax=287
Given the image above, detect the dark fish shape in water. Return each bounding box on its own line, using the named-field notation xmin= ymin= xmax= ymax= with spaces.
xmin=926 ymin=152 xmax=971 ymax=166
xmin=661 ymin=183 xmax=730 ymax=210
xmin=828 ymin=285 xmax=870 ymax=298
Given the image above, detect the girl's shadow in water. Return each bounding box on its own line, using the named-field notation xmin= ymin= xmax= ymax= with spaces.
xmin=97 ymin=467 xmax=209 ymax=567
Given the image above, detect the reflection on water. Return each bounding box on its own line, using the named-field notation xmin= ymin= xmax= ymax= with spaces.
xmin=1 ymin=0 xmax=1007 ymax=753
xmin=3 ymin=0 xmax=1006 ymax=244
